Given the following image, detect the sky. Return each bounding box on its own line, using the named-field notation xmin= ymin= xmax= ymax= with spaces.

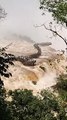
xmin=0 ymin=0 xmax=66 ymax=50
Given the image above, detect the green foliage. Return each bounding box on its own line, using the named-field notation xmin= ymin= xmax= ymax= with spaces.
xmin=56 ymin=75 xmax=67 ymax=102
xmin=0 ymin=86 xmax=12 ymax=120
xmin=0 ymin=87 xmax=67 ymax=120
xmin=40 ymin=0 xmax=67 ymax=25
xmin=7 ymin=89 xmax=67 ymax=120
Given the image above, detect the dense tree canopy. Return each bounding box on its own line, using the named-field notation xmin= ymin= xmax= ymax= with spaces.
xmin=55 ymin=74 xmax=67 ymax=102
xmin=40 ymin=0 xmax=67 ymax=26
xmin=7 ymin=89 xmax=67 ymax=120
xmin=0 ymin=86 xmax=12 ymax=120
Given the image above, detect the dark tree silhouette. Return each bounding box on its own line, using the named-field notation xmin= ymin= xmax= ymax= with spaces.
xmin=0 ymin=6 xmax=13 ymax=87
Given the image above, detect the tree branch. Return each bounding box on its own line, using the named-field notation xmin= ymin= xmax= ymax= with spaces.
xmin=35 ymin=24 xmax=67 ymax=45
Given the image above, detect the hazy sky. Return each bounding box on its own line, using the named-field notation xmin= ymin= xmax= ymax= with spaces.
xmin=0 ymin=0 xmax=66 ymax=50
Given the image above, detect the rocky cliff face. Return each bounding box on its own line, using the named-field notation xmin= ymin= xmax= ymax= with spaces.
xmin=0 ymin=35 xmax=66 ymax=93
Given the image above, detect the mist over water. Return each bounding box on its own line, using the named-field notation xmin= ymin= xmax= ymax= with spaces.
xmin=0 ymin=0 xmax=67 ymax=93
xmin=3 ymin=63 xmax=57 ymax=93
xmin=2 ymin=39 xmax=66 ymax=93
xmin=0 ymin=0 xmax=66 ymax=51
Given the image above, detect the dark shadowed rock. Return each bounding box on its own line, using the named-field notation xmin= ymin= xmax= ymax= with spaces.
xmin=37 ymin=42 xmax=52 ymax=46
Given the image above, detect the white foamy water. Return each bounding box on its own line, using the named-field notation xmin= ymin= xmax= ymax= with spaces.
xmin=3 ymin=72 xmax=56 ymax=93
xmin=0 ymin=35 xmax=66 ymax=93
xmin=35 ymin=72 xmax=56 ymax=91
